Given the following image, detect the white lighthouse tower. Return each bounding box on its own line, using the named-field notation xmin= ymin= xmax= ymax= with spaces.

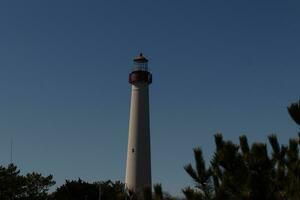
xmin=125 ymin=53 xmax=152 ymax=196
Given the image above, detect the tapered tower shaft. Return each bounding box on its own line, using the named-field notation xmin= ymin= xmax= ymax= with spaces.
xmin=125 ymin=54 xmax=152 ymax=195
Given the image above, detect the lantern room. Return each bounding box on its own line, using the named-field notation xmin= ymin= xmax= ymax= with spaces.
xmin=129 ymin=53 xmax=152 ymax=85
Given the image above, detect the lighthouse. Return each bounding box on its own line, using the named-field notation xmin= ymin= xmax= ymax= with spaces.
xmin=125 ymin=53 xmax=152 ymax=195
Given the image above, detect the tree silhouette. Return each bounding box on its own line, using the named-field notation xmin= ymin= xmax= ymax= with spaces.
xmin=184 ymin=134 xmax=300 ymax=200
xmin=52 ymin=179 xmax=127 ymax=200
xmin=288 ymin=100 xmax=300 ymax=126
xmin=183 ymin=100 xmax=300 ymax=200
xmin=183 ymin=148 xmax=213 ymax=200
xmin=0 ymin=164 xmax=55 ymax=200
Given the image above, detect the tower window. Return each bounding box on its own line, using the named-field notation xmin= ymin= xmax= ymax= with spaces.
xmin=132 ymin=148 xmax=135 ymax=153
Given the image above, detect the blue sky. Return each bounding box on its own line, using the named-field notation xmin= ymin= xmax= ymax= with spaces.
xmin=0 ymin=0 xmax=299 ymax=196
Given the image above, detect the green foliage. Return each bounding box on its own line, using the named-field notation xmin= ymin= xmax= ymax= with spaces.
xmin=23 ymin=172 xmax=55 ymax=200
xmin=0 ymin=164 xmax=25 ymax=199
xmin=0 ymin=164 xmax=55 ymax=200
xmin=184 ymin=101 xmax=300 ymax=200
xmin=182 ymin=187 xmax=203 ymax=200
xmin=184 ymin=148 xmax=213 ymax=200
xmin=52 ymin=179 xmax=177 ymax=200
xmin=52 ymin=179 xmax=126 ymax=200
xmin=184 ymin=134 xmax=300 ymax=200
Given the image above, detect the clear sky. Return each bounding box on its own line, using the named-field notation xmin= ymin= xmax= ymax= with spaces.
xmin=0 ymin=0 xmax=299 ymax=196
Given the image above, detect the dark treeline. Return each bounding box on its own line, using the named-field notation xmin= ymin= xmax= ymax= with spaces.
xmin=0 ymin=164 xmax=54 ymax=199
xmin=0 ymin=100 xmax=299 ymax=200
xmin=0 ymin=167 xmax=176 ymax=200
